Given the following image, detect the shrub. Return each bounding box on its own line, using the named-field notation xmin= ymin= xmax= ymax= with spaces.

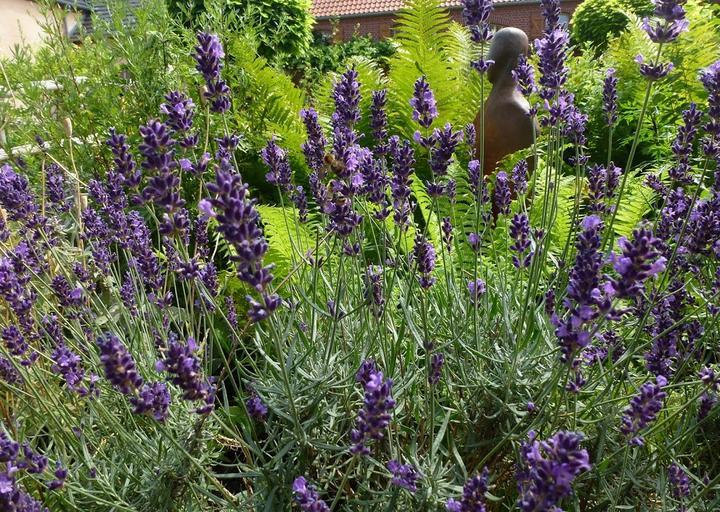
xmin=288 ymin=33 xmax=397 ymax=89
xmin=571 ymin=0 xmax=632 ymax=51
xmin=2 ymin=0 xmax=720 ymax=510
xmin=571 ymin=0 xmax=654 ymax=51
xmin=167 ymin=0 xmax=314 ymax=62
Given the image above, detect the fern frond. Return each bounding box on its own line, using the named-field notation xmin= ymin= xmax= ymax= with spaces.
xmin=257 ymin=205 xmax=313 ymax=279
xmin=612 ymin=173 xmax=655 ymax=239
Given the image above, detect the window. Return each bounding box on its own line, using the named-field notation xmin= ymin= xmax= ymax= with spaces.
xmin=559 ymin=13 xmax=570 ymax=28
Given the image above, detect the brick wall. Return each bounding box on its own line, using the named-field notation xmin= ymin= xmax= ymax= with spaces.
xmin=314 ymin=1 xmax=582 ymax=42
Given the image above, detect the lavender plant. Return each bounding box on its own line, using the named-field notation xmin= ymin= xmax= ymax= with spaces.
xmin=1 ymin=0 xmax=720 ymax=510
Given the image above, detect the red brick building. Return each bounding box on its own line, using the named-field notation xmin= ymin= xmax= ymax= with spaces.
xmin=311 ymin=0 xmax=582 ymax=42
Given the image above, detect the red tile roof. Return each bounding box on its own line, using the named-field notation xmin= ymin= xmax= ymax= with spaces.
xmin=311 ymin=0 xmax=534 ymax=19
xmin=311 ymin=1 xmax=457 ymax=18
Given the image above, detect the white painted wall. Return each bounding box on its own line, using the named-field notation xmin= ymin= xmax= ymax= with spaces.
xmin=0 ymin=0 xmax=80 ymax=59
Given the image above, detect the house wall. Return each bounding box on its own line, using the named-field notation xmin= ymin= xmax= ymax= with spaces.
xmin=0 ymin=0 xmax=80 ymax=58
xmin=314 ymin=1 xmax=582 ymax=42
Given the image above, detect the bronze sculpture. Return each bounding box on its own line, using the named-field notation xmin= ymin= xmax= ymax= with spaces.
xmin=475 ymin=27 xmax=537 ymax=176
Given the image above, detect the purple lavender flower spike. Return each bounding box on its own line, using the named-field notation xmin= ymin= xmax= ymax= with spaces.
xmin=642 ymin=0 xmax=689 ymax=44
xmin=126 ymin=212 xmax=163 ymax=290
xmin=300 ymin=108 xmax=327 ymax=172
xmin=540 ymin=0 xmax=561 ymax=34
xmin=430 ymin=123 xmax=463 ymax=180
xmin=412 ymin=235 xmax=437 ymax=289
xmin=326 ymin=196 xmax=363 ymax=238
xmin=410 ymin=76 xmax=438 ymax=129
xmin=156 ymin=335 xmax=215 ymax=413
xmin=48 ymin=462 xmax=68 ymax=490
xmin=224 ymin=296 xmax=239 ymax=329
xmin=511 ymin=159 xmax=529 ymax=196
xmin=510 ymin=213 xmax=533 ymax=268
xmin=292 ymin=477 xmax=330 ymax=512
xmin=333 ymin=68 xmax=361 ymax=130
xmin=356 ymin=359 xmax=378 ymax=386
xmin=468 ymin=278 xmax=486 ymax=306
xmin=51 ymin=344 xmax=87 ymax=394
xmin=534 ymin=28 xmax=569 ymax=99
xmin=446 ymin=501 xmax=461 ymax=512
xmin=360 ymin=153 xmax=389 ymax=210
xmin=45 ymin=163 xmax=70 ymax=212
xmin=292 ymin=186 xmax=308 ymax=223
xmin=18 ymin=443 xmax=47 ymax=474
xmin=447 ymin=179 xmax=457 ymax=203
xmin=462 ymin=0 xmax=494 ymax=44
xmin=194 ymin=32 xmax=224 ymax=79
xmin=429 ymin=352 xmax=445 ymax=385
xmin=464 ymin=124 xmax=476 ymax=157
xmin=513 ymin=54 xmax=536 ymax=98
xmin=205 ymin=166 xmax=280 ymax=321
xmin=308 ymin=172 xmax=330 ymax=213
xmin=371 ymin=89 xmax=389 ymax=155
xmin=51 ymin=275 xmax=84 ymax=309
xmin=608 ymin=227 xmax=667 ymax=299
xmin=246 ymin=393 xmax=268 ymax=422
xmin=2 ymin=326 xmax=29 ymax=359
xmin=0 ymin=164 xmax=39 ymax=224
xmin=493 ymin=171 xmax=511 ymax=215
xmin=699 ymin=392 xmax=717 ymax=420
xmin=0 ymin=356 xmax=22 ymax=384
xmin=517 ymin=430 xmax=590 ymax=511
xmin=0 ymin=431 xmax=19 ymax=462
xmin=138 ymin=119 xmax=176 ymax=174
xmin=261 ymin=138 xmax=293 ymax=192
xmin=442 ymin=217 xmax=453 ymax=252
xmin=587 ymin=165 xmax=609 ymax=214
xmin=560 ymin=94 xmax=589 ymax=145
xmin=636 ymin=55 xmax=674 ymax=81
xmin=700 ymin=367 xmax=720 ymax=392
xmin=388 ymin=460 xmax=421 ymax=493
xmin=668 ymin=463 xmax=690 ymax=500
xmin=552 ymin=216 xmax=605 ymax=363
xmin=621 ymin=376 xmax=668 ymax=445
xmin=700 ymin=61 xmax=720 ymax=148
xmin=131 ymin=382 xmax=171 ymax=421
xmin=588 ymin=163 xmax=622 ymax=213
xmin=194 ymin=32 xmax=231 ymax=113
xmin=96 ymin=333 xmax=143 ymax=395
xmin=468 ymin=160 xmax=483 ymax=200
xmin=350 ymin=360 xmax=395 ymax=455
xmin=366 ymin=266 xmax=385 ymax=318
xmin=215 ymin=135 xmax=241 ymax=162
xmin=603 ymin=68 xmax=619 ymax=126
xmin=107 ymin=129 xmax=141 ymax=189
xmin=669 ymin=103 xmax=702 ymax=182
xmin=160 ymin=91 xmax=197 ymax=147
xmin=389 ymin=136 xmax=416 ymax=229
xmin=446 ymin=467 xmax=489 ymax=511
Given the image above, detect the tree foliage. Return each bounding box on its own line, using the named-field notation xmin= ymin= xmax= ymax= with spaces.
xmin=571 ymin=0 xmax=653 ymax=51
xmin=167 ymin=0 xmax=313 ymax=62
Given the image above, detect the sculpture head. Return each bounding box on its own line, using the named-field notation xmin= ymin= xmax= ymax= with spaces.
xmin=487 ymin=27 xmax=530 ymax=85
